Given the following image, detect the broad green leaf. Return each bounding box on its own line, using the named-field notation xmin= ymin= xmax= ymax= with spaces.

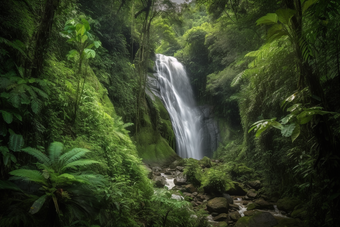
xmin=10 ymin=153 xmax=17 ymax=163
xmin=81 ymin=35 xmax=88 ymax=43
xmin=302 ymin=0 xmax=319 ymax=14
xmin=287 ymin=103 xmax=303 ymax=112
xmin=0 ymin=121 xmax=7 ymax=136
xmin=42 ymin=169 xmax=49 ymax=179
xmin=67 ymin=49 xmax=79 ymax=60
xmin=1 ymin=110 xmax=13 ymax=124
xmin=281 ymin=92 xmax=297 ymax=109
xmin=297 ymin=110 xmax=313 ymax=124
xmin=76 ymin=24 xmax=86 ymax=36
xmin=267 ymin=24 xmax=283 ymax=39
xmin=81 ymin=18 xmax=90 ymax=31
xmin=256 ymin=13 xmax=278 ymax=25
xmin=271 ymin=121 xmax=283 ymax=130
xmin=84 ymin=49 xmax=96 ymax=59
xmin=29 ymin=78 xmax=36 ymax=83
xmin=29 ymin=195 xmax=47 ymax=214
xmin=291 ymin=124 xmax=300 ymax=142
xmin=275 ymin=8 xmax=296 ymax=25
xmin=3 ymin=154 xmax=10 ymax=165
xmin=281 ymin=123 xmax=296 ymax=137
xmin=65 ymin=19 xmax=75 ymax=26
xmin=9 ymin=133 xmax=24 ymax=151
xmin=93 ymin=41 xmax=101 ymax=48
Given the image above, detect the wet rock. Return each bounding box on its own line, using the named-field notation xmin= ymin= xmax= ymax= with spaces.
xmin=254 ymin=198 xmax=273 ymax=209
xmin=174 ymin=172 xmax=187 ymax=185
xmin=183 ymin=192 xmax=194 ymax=198
xmin=185 ymin=184 xmax=197 ymax=193
xmin=176 ymin=166 xmax=185 ymax=171
xmin=223 ymin=193 xmax=234 ymax=204
xmin=229 ymin=211 xmax=241 ymax=221
xmin=275 ymin=216 xmax=304 ymax=227
xmin=225 ymin=182 xmax=247 ymax=196
xmin=277 ymin=197 xmax=300 ymax=212
xmin=235 ymin=212 xmax=278 ymax=227
xmin=213 ymin=213 xmax=228 ymax=221
xmin=153 ymin=176 xmax=166 ymax=188
xmin=212 ymin=212 xmax=219 ymax=217
xmin=164 ymin=168 xmax=172 ymax=175
xmin=170 ymin=159 xmax=185 ymax=169
xmin=192 ymin=192 xmax=198 ymax=196
xmin=207 ymin=197 xmax=229 ymax=213
xmin=244 ymin=210 xmax=256 ymax=216
xmin=247 ymin=180 xmax=262 ymax=190
xmin=247 ymin=189 xmax=257 ymax=199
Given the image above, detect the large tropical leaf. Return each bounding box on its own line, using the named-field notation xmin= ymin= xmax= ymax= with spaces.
xmin=9 ymin=133 xmax=24 ymax=151
xmin=59 ymin=148 xmax=90 ymax=166
xmin=0 ymin=180 xmax=23 ymax=192
xmin=256 ymin=13 xmax=278 ymax=25
xmin=21 ymin=147 xmax=50 ymax=165
xmin=9 ymin=169 xmax=47 ymax=185
xmin=29 ymin=195 xmax=47 ymax=214
xmin=275 ymin=8 xmax=296 ymax=25
xmin=48 ymin=142 xmax=63 ymax=165
xmin=61 ymin=160 xmax=100 ymax=171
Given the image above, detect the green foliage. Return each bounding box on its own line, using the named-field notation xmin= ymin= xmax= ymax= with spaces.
xmin=201 ymin=166 xmax=234 ymax=193
xmin=184 ymin=158 xmax=202 ymax=186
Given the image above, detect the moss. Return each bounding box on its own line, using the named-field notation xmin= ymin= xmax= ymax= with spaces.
xmin=246 ymin=203 xmax=256 ymax=210
xmin=234 ymin=216 xmax=252 ymax=227
xmin=277 ymin=197 xmax=301 ymax=212
xmin=291 ymin=207 xmax=307 ymax=219
xmin=274 ymin=217 xmax=304 ymax=227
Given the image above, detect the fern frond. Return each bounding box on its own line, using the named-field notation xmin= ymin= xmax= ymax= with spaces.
xmin=9 ymin=169 xmax=47 ymax=185
xmin=231 ymin=71 xmax=245 ymax=87
xmin=61 ymin=160 xmax=100 ymax=171
xmin=21 ymin=147 xmax=50 ymax=165
xmin=31 ymin=86 xmax=48 ymax=99
xmin=59 ymin=148 xmax=90 ymax=165
xmin=0 ymin=180 xmax=23 ymax=192
xmin=48 ymin=142 xmax=63 ymax=165
xmin=72 ymin=173 xmax=107 ymax=186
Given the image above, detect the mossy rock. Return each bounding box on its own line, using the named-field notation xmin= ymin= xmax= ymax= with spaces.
xmin=235 ymin=212 xmax=277 ymax=227
xmin=277 ymin=197 xmax=301 ymax=212
xmin=291 ymin=207 xmax=307 ymax=220
xmin=225 ymin=182 xmax=247 ymax=196
xmin=199 ymin=156 xmax=212 ymax=168
xmin=274 ymin=217 xmax=304 ymax=227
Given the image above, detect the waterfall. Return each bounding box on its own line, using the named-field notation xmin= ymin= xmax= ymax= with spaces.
xmin=150 ymin=54 xmax=218 ymax=159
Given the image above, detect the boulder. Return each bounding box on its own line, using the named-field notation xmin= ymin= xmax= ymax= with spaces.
xmin=223 ymin=193 xmax=234 ymax=204
xmin=235 ymin=212 xmax=278 ymax=227
xmin=176 ymin=166 xmax=185 ymax=172
xmin=164 ymin=168 xmax=172 ymax=175
xmin=277 ymin=197 xmax=300 ymax=212
xmin=247 ymin=189 xmax=257 ymax=199
xmin=244 ymin=210 xmax=256 ymax=216
xmin=185 ymin=184 xmax=197 ymax=193
xmin=213 ymin=213 xmax=228 ymax=221
xmin=207 ymin=197 xmax=229 ymax=213
xmin=170 ymin=159 xmax=185 ymax=169
xmin=247 ymin=198 xmax=273 ymax=210
xmin=225 ymin=182 xmax=247 ymax=196
xmin=153 ymin=176 xmax=166 ymax=188
xmin=247 ymin=180 xmax=262 ymax=190
xmin=274 ymin=216 xmax=304 ymax=227
xmin=174 ymin=172 xmax=187 ymax=185
xmin=229 ymin=211 xmax=241 ymax=221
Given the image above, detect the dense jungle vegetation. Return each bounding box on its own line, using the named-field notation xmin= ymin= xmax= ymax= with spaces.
xmin=1 ymin=0 xmax=340 ymax=226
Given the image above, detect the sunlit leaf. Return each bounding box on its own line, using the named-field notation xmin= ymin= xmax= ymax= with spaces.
xmin=275 ymin=8 xmax=296 ymax=25
xmin=256 ymin=13 xmax=278 ymax=25
xmin=29 ymin=195 xmax=47 ymax=214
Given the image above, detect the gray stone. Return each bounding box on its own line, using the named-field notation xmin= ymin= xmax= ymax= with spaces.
xmin=213 ymin=213 xmax=228 ymax=221
xmin=223 ymin=193 xmax=234 ymax=204
xmin=229 ymin=211 xmax=241 ymax=221
xmin=153 ymin=176 xmax=166 ymax=188
xmin=207 ymin=197 xmax=229 ymax=213
xmin=247 ymin=180 xmax=262 ymax=190
xmin=174 ymin=172 xmax=187 ymax=185
xmin=247 ymin=189 xmax=257 ymax=199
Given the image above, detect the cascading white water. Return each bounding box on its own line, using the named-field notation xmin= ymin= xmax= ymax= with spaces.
xmin=153 ymin=54 xmax=205 ymax=159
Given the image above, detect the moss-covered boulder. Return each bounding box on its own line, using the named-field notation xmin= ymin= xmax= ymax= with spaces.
xmin=225 ymin=182 xmax=247 ymax=195
xmin=276 ymin=197 xmax=301 ymax=212
xmin=274 ymin=217 xmax=304 ymax=227
xmin=291 ymin=207 xmax=307 ymax=220
xmin=247 ymin=198 xmax=273 ymax=210
xmin=207 ymin=197 xmax=229 ymax=213
xmin=235 ymin=212 xmax=278 ymax=227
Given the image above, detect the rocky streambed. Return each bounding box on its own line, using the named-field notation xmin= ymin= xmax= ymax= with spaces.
xmin=146 ymin=159 xmax=306 ymax=227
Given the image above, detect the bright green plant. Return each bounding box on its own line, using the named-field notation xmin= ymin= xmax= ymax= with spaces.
xmin=201 ymin=167 xmax=234 ymax=193
xmin=248 ymin=91 xmax=338 ymax=142
xmin=184 ymin=158 xmax=202 ymax=186
xmin=8 ymin=142 xmax=106 ymax=221
xmin=61 ymin=16 xmax=101 ymax=123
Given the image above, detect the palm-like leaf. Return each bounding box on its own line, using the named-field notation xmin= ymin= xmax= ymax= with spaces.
xmin=48 ymin=142 xmax=63 ymax=165
xmin=9 ymin=169 xmax=47 ymax=185
xmin=21 ymin=147 xmax=50 ymax=165
xmin=59 ymin=148 xmax=90 ymax=166
xmin=61 ymin=160 xmax=100 ymax=171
